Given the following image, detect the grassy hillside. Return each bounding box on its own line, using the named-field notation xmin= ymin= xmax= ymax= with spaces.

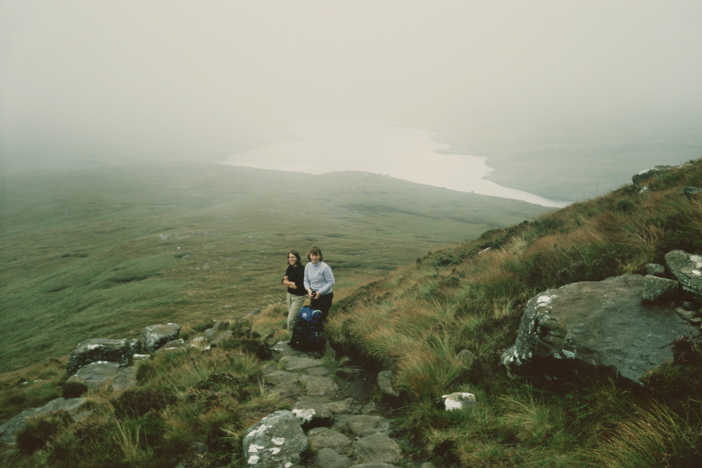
xmin=1 ymin=159 xmax=700 ymax=467
xmin=326 ymin=159 xmax=702 ymax=466
xmin=0 ymin=162 xmax=551 ymax=374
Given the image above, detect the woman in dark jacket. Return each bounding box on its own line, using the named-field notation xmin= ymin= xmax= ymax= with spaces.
xmin=282 ymin=250 xmax=307 ymax=332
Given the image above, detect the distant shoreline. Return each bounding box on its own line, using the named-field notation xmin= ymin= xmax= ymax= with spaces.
xmin=221 ymin=118 xmax=570 ymax=208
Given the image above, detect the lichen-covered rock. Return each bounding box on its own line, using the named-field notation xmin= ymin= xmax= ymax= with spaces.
xmin=665 ymin=250 xmax=702 ymax=298
xmin=141 ymin=323 xmax=181 ymax=353
xmin=66 ymin=338 xmax=140 ymax=376
xmin=501 ymin=274 xmax=697 ymax=383
xmin=242 ymin=410 xmax=307 ymax=468
xmin=292 ymin=397 xmax=334 ymax=429
xmin=642 ymin=275 xmax=679 ymax=302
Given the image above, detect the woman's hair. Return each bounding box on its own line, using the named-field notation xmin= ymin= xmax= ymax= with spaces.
xmin=307 ymin=246 xmax=323 ymax=261
xmin=287 ymin=250 xmax=301 ymax=267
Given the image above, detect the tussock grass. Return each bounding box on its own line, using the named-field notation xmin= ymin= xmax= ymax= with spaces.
xmin=328 ymin=159 xmax=702 ymax=465
xmin=585 ymin=402 xmax=702 ymax=467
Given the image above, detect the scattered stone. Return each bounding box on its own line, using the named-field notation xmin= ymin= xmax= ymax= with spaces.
xmin=456 ymin=349 xmax=477 ymax=365
xmin=666 ymin=250 xmax=702 ymax=297
xmin=674 ymin=307 xmax=699 ymax=322
xmin=271 ymin=340 xmax=305 ymax=357
xmin=305 ymin=366 xmax=334 ymax=377
xmin=361 ymin=402 xmax=377 ymax=415
xmin=336 ymin=368 xmax=361 ymax=379
xmin=351 ymin=434 xmax=403 ymax=464
xmin=441 ymin=392 xmax=477 ymax=411
xmin=66 ymin=338 xmax=140 ymax=376
xmin=314 ymin=447 xmax=353 ymax=468
xmin=299 ymin=374 xmax=339 ymax=397
xmin=241 ymin=410 xmax=307 ymax=468
xmin=66 ymin=361 xmax=120 ymax=390
xmin=110 ymin=366 xmax=138 ymax=394
xmin=264 ymin=370 xmax=300 ymax=387
xmin=281 ymin=355 xmax=324 ymax=371
xmin=645 ymin=263 xmax=666 ymax=276
xmin=154 ymin=338 xmax=187 ymax=353
xmin=325 ymin=398 xmax=360 ymax=415
xmin=0 ymin=398 xmax=88 ymax=447
xmin=683 ymin=186 xmax=702 ymax=200
xmin=293 ymin=397 xmax=334 ymax=429
xmin=141 ymin=323 xmax=181 ymax=353
xmin=377 ymin=371 xmax=399 ymax=398
xmin=632 ymin=165 xmax=673 ymax=185
xmin=343 ymin=415 xmax=390 ymax=437
xmin=642 ymin=275 xmax=679 ymax=302
xmin=307 ymin=427 xmax=353 ymax=454
xmin=205 ymin=320 xmax=230 ymax=334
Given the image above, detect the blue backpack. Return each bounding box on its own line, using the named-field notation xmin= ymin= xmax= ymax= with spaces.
xmin=289 ymin=306 xmax=323 ymax=351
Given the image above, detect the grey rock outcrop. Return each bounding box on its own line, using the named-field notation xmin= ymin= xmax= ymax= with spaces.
xmin=293 ymin=397 xmax=334 ymax=429
xmin=66 ymin=338 xmax=139 ymax=376
xmin=241 ymin=410 xmax=307 ymax=468
xmin=665 ymin=250 xmax=702 ymax=297
xmin=501 ymin=274 xmax=698 ymax=383
xmin=66 ymin=361 xmax=121 ymax=390
xmin=141 ymin=323 xmax=181 ymax=353
xmin=0 ymin=398 xmax=88 ymax=447
xmin=632 ymin=165 xmax=673 ymax=185
xmin=642 ymin=275 xmax=679 ymax=302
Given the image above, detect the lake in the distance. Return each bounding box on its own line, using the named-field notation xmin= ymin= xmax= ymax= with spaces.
xmin=221 ymin=118 xmax=569 ymax=207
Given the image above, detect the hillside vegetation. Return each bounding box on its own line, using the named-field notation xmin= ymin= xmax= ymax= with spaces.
xmin=0 ymin=161 xmax=550 ymax=374
xmin=326 ymin=159 xmax=702 ymax=466
xmin=2 ymin=159 xmax=701 ymax=467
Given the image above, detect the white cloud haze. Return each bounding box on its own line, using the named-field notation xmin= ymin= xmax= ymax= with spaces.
xmin=2 ymin=1 xmax=701 ymax=200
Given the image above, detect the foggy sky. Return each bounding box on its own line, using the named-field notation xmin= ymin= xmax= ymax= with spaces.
xmin=2 ymin=1 xmax=701 ymax=195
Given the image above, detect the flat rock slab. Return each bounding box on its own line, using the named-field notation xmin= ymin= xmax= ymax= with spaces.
xmin=271 ymin=341 xmax=306 ymax=357
xmin=314 ymin=447 xmax=353 ymax=468
xmin=300 ymin=374 xmax=339 ymax=397
xmin=307 ymin=427 xmax=353 ymax=453
xmin=110 ymin=366 xmax=138 ymax=394
xmin=342 ymin=415 xmax=390 ymax=437
xmin=67 ymin=361 xmax=121 ymax=390
xmin=281 ymin=356 xmax=324 ymax=371
xmin=263 ymin=370 xmax=300 ymax=387
xmin=352 ymin=434 xmax=403 ymax=465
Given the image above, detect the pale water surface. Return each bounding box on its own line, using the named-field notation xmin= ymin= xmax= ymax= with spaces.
xmin=221 ymin=119 xmax=569 ymax=207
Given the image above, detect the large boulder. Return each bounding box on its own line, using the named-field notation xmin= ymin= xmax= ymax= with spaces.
xmin=501 ymin=274 xmax=698 ymax=383
xmin=665 ymin=250 xmax=702 ymax=298
xmin=66 ymin=338 xmax=140 ymax=376
xmin=241 ymin=410 xmax=307 ymax=468
xmin=141 ymin=323 xmax=181 ymax=353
